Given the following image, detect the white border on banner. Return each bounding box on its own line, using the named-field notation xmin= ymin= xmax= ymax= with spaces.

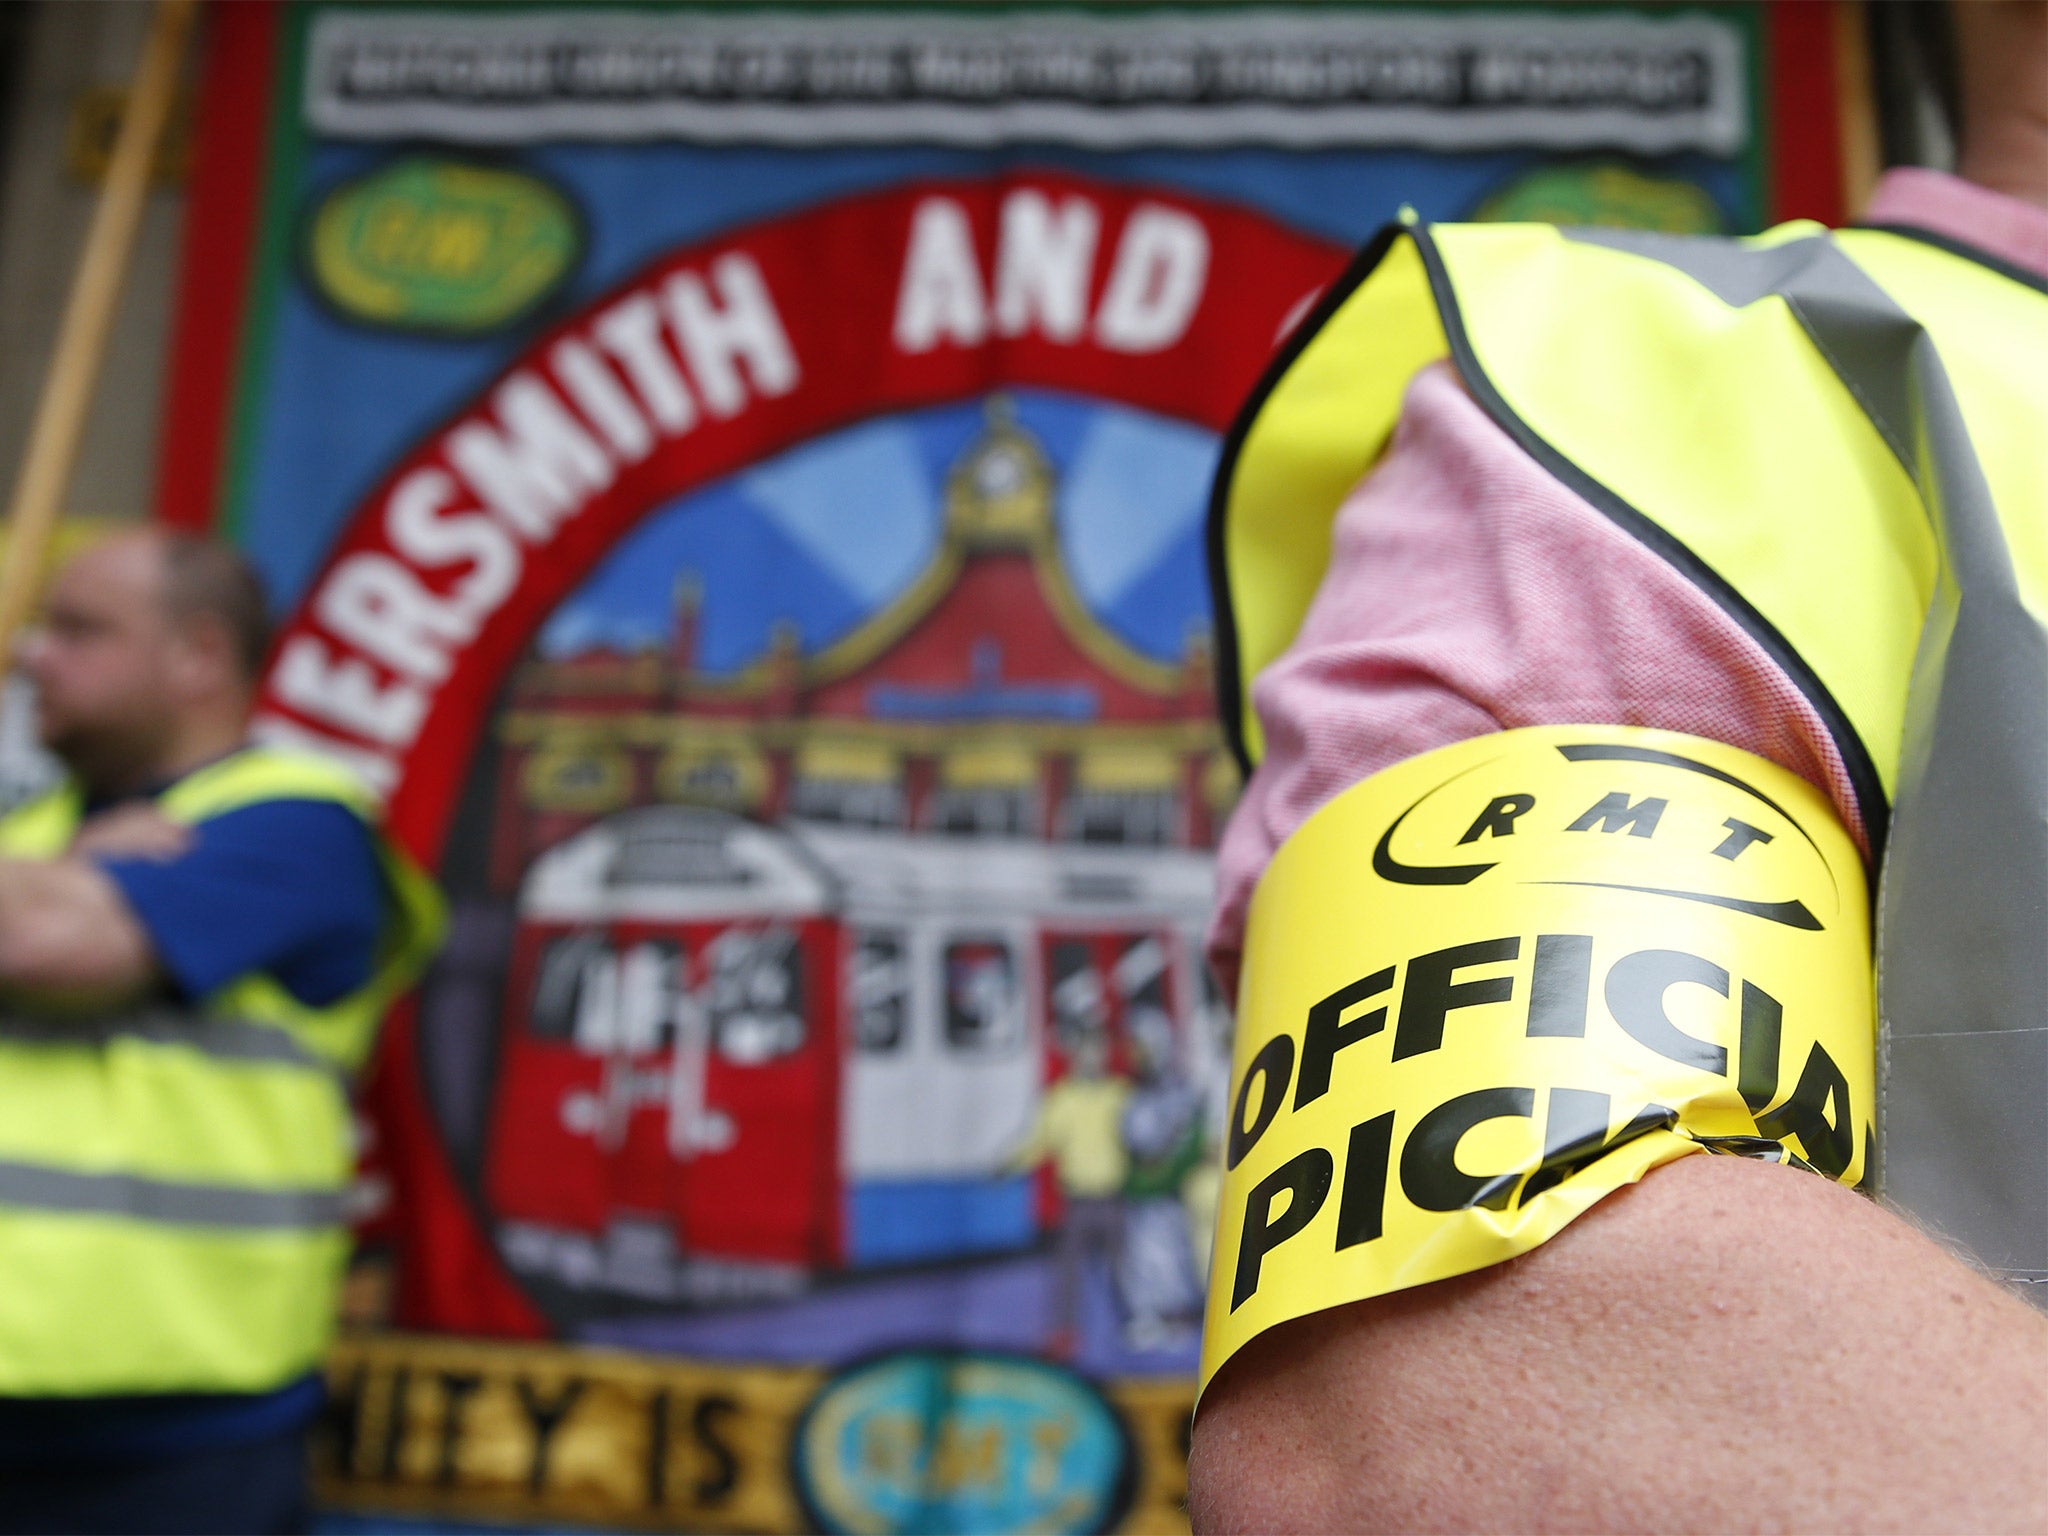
xmin=303 ymin=7 xmax=1747 ymax=156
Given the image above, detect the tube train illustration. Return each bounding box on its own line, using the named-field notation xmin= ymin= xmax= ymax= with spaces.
xmin=480 ymin=804 xmax=1223 ymax=1301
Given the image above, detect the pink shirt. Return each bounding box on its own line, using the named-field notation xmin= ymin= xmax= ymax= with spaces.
xmin=1210 ymin=170 xmax=2048 ymax=995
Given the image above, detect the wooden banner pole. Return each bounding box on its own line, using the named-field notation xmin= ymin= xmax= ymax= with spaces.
xmin=1834 ymin=0 xmax=1882 ymax=217
xmin=0 ymin=0 xmax=199 ymax=677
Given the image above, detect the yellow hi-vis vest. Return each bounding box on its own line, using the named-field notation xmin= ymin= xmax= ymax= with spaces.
xmin=0 ymin=745 xmax=446 ymax=1395
xmin=1210 ymin=216 xmax=2048 ymax=1288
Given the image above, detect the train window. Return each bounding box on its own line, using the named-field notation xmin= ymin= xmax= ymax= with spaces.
xmin=1113 ymin=935 xmax=1171 ymax=1015
xmin=609 ymin=938 xmax=684 ymax=1054
xmin=1048 ymin=939 xmax=1108 ymax=1041
xmin=530 ymin=931 xmax=607 ymax=1042
xmin=943 ymin=938 xmax=1022 ymax=1054
xmin=531 ymin=933 xmax=687 ymax=1053
xmin=850 ymin=930 xmax=910 ymax=1053
xmin=706 ymin=926 xmax=808 ymax=1065
xmin=1116 ymin=935 xmax=1177 ymax=1075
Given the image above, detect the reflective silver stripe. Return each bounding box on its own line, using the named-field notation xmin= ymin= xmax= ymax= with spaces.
xmin=0 ymin=1009 xmax=342 ymax=1077
xmin=0 ymin=1159 xmax=346 ymax=1231
xmin=1858 ymin=269 xmax=2048 ymax=1284
xmin=1568 ymin=226 xmax=2048 ymax=1285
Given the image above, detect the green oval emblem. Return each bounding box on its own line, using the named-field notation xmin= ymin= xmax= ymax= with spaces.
xmin=307 ymin=158 xmax=580 ymax=334
xmin=1473 ymin=161 xmax=1726 ymax=235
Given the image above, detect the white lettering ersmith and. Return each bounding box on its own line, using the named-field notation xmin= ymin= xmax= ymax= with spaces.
xmin=258 ymin=187 xmax=1219 ymax=795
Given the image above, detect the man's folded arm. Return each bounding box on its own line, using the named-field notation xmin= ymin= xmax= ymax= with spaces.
xmin=0 ymin=855 xmax=160 ymax=1002
xmin=1195 ymin=359 xmax=2048 ymax=1531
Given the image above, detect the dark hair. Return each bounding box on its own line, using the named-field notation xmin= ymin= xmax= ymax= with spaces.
xmin=1869 ymin=1 xmax=1961 ymax=171
xmin=160 ymin=533 xmax=272 ymax=684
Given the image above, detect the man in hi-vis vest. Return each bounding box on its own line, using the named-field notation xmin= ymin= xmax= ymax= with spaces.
xmin=0 ymin=531 xmax=442 ymax=1533
xmin=1193 ymin=4 xmax=2048 ymax=1530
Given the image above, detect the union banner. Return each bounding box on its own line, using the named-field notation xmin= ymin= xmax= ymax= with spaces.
xmin=157 ymin=4 xmax=1847 ymax=1529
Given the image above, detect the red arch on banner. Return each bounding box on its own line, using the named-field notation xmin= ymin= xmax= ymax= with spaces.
xmin=254 ymin=175 xmax=1345 ymax=1336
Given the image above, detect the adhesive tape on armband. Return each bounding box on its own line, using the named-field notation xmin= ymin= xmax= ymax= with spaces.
xmin=1199 ymin=726 xmax=1873 ymax=1396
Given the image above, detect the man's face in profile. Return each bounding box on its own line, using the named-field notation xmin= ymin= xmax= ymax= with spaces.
xmin=19 ymin=537 xmax=181 ymax=773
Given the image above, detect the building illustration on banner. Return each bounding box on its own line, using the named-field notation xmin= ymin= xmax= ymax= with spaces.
xmin=422 ymin=390 xmax=1231 ymax=1372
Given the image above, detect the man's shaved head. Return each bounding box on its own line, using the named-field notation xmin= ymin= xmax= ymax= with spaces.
xmin=21 ymin=529 xmax=273 ymax=794
xmin=159 ymin=533 xmax=271 ymax=685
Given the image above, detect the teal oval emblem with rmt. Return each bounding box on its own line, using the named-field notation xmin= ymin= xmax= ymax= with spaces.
xmin=792 ymin=1350 xmax=1133 ymax=1535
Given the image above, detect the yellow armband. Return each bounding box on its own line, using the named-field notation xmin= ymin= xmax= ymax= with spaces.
xmin=1200 ymin=726 xmax=1873 ymax=1394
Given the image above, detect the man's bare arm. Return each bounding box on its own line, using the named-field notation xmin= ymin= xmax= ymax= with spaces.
xmin=0 ymin=856 xmax=161 ymax=1002
xmin=1190 ymin=1154 xmax=2048 ymax=1534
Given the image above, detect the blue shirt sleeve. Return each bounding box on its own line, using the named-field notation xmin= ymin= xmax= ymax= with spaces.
xmin=95 ymin=799 xmax=386 ymax=1008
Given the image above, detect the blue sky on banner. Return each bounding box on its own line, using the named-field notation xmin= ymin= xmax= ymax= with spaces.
xmin=536 ymin=390 xmax=1218 ymax=674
